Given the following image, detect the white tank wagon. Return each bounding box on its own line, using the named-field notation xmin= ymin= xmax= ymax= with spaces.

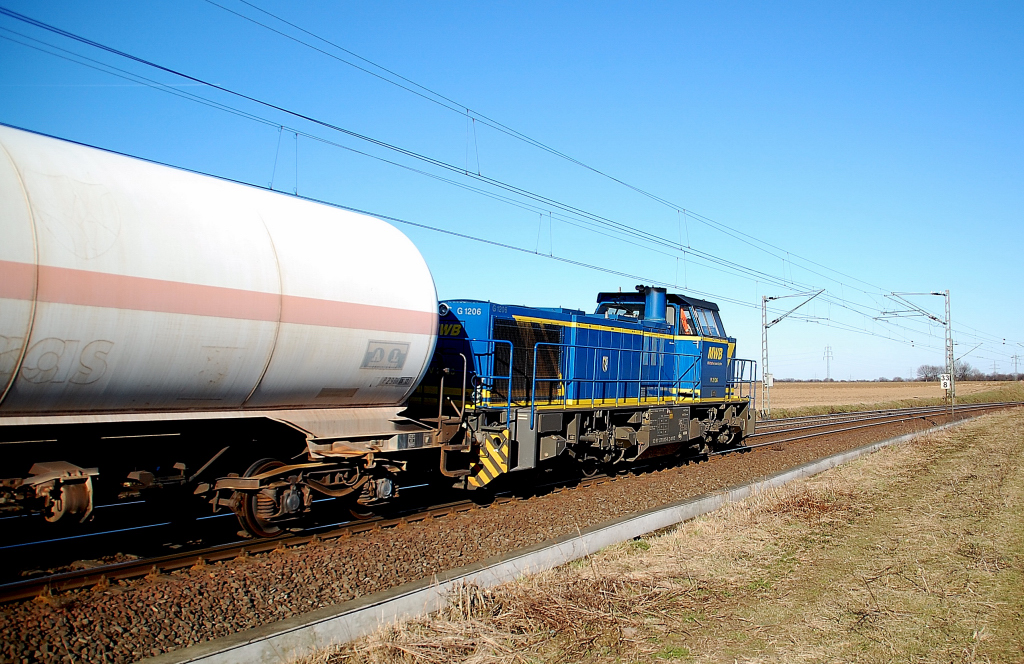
xmin=0 ymin=125 xmax=441 ymax=535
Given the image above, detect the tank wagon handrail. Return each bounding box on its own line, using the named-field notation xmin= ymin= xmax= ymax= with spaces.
xmin=727 ymin=358 xmax=758 ymax=411
xmin=528 ymin=341 xmax=704 ymax=429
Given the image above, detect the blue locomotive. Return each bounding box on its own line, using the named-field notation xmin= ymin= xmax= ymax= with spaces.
xmin=411 ymin=286 xmax=757 ymax=489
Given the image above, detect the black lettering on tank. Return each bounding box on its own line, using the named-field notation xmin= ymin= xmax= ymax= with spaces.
xmin=20 ymin=338 xmax=77 ymax=383
xmin=18 ymin=337 xmax=113 ymax=384
xmin=70 ymin=340 xmax=114 ymax=384
xmin=0 ymin=335 xmax=24 ymax=377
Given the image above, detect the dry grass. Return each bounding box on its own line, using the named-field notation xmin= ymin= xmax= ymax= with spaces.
xmin=299 ymin=408 xmax=1024 ymax=664
xmin=296 ymin=568 xmax=692 ymax=663
xmin=767 ymin=380 xmax=1024 ymax=418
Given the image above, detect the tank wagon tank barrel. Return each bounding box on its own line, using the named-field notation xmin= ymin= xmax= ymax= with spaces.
xmin=0 ymin=124 xmax=440 ymax=534
xmin=1 ymin=124 xmax=758 ymax=539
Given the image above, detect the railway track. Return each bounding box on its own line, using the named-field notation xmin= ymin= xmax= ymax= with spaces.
xmin=755 ymin=402 xmax=992 ymax=430
xmin=727 ymin=401 xmax=1010 ymax=457
xmin=0 ymin=400 xmax=1016 ymax=605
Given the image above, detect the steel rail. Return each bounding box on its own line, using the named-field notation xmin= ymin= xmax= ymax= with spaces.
xmin=757 ymin=401 xmax=1019 ymax=427
xmin=0 ymin=497 xmax=509 ymax=604
xmin=718 ymin=402 xmax=1012 ymax=457
xmin=753 ymin=402 xmax=1018 ymax=432
xmin=749 ymin=403 xmax=1007 ymax=437
xmin=757 ymin=405 xmax=945 ymax=427
xmin=0 ymin=472 xmax=628 ymax=604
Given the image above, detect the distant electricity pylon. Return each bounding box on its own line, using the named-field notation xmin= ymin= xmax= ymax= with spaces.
xmin=1012 ymin=354 xmax=1021 ymax=381
xmin=823 ymin=346 xmax=834 ymax=381
xmin=761 ymin=289 xmax=824 ymax=418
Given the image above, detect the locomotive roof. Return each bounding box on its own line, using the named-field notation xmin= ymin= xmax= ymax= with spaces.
xmin=595 ymin=291 xmax=720 ymax=312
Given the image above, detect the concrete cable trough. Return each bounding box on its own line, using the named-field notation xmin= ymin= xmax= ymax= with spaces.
xmin=144 ymin=418 xmax=969 ymax=664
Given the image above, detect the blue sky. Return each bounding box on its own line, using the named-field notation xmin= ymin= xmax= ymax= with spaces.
xmin=1 ymin=1 xmax=1021 ymax=380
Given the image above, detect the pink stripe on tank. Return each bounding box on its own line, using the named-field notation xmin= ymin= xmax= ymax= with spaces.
xmin=0 ymin=259 xmax=35 ymax=300
xmin=0 ymin=260 xmax=435 ymax=335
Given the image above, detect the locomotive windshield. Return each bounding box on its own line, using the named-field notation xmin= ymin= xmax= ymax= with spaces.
xmin=695 ymin=308 xmax=726 ymax=337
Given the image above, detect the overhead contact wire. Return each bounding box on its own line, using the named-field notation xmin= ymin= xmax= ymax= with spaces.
xmin=1 ymin=6 xmax=1013 ymax=356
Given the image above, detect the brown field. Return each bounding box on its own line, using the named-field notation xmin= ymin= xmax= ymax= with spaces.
xmin=768 ymin=380 xmax=1008 ymax=411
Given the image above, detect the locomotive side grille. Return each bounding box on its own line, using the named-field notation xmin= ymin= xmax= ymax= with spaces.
xmin=492 ymin=319 xmax=563 ymax=405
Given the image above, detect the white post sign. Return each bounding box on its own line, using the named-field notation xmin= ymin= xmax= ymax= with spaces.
xmin=940 ymin=373 xmax=951 ymax=390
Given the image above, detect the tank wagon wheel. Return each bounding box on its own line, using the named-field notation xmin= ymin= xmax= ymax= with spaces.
xmin=238 ymin=458 xmax=285 ymax=539
xmin=43 ymin=482 xmax=93 ymax=524
xmin=346 ymin=478 xmax=394 ymax=520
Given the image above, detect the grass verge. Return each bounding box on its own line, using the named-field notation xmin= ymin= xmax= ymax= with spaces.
xmin=297 ymin=407 xmax=1024 ymax=663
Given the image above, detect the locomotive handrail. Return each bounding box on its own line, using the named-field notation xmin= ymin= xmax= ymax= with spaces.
xmin=428 ymin=339 xmax=514 ymax=410
xmin=727 ymin=358 xmax=758 ymax=411
xmin=528 ymin=341 xmax=704 ymax=429
xmin=459 ymin=337 xmax=515 ymax=423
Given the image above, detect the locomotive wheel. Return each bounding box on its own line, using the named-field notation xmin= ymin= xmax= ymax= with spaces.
xmin=237 ymin=458 xmax=285 ymax=538
xmin=580 ymin=459 xmax=600 ymax=478
xmin=716 ymin=426 xmax=736 ymax=447
xmin=469 ymin=485 xmax=496 ymax=506
xmin=348 ymin=503 xmax=376 ymax=520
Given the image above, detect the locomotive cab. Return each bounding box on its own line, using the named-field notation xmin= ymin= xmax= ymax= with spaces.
xmin=596 ymin=287 xmax=734 ymax=400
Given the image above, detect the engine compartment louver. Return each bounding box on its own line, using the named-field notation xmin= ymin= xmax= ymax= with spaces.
xmin=491 ymin=319 xmax=563 ymax=405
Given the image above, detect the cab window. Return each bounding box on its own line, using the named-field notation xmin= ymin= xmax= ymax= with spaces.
xmin=713 ymin=311 xmax=727 ymax=337
xmin=696 ymin=308 xmax=721 ymax=337
xmin=678 ymin=307 xmax=697 ymax=335
xmin=598 ymin=303 xmax=644 ymax=319
xmin=666 ymin=305 xmax=676 ymax=328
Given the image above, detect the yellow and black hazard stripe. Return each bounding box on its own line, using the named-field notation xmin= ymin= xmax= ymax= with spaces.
xmin=468 ymin=430 xmax=510 ymax=488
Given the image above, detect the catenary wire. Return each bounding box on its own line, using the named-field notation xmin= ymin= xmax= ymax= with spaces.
xmin=0 ymin=27 xmax=987 ymax=356
xmin=204 ymin=0 xmax=906 ymax=299
xmin=0 ymin=8 xmax=1016 ymax=360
